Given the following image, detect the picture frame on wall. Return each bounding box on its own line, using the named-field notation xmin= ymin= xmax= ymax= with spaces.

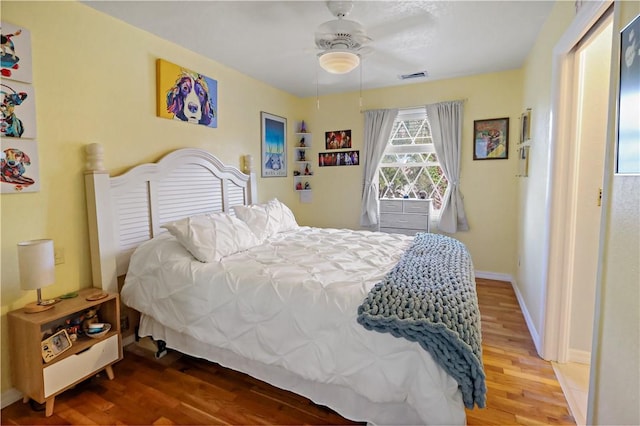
xmin=156 ymin=59 xmax=218 ymax=128
xmin=325 ymin=129 xmax=352 ymax=150
xmin=261 ymin=111 xmax=287 ymax=177
xmin=473 ymin=117 xmax=509 ymax=160
xmin=520 ymin=109 xmax=531 ymax=144
xmin=615 ymin=13 xmax=640 ymax=175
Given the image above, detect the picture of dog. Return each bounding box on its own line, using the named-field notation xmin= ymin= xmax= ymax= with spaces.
xmin=1 ymin=28 xmax=21 ymax=60
xmin=264 ymin=153 xmax=283 ymax=171
xmin=1 ymin=84 xmax=28 ymax=137
xmin=1 ymin=147 xmax=34 ymax=186
xmin=166 ymin=71 xmax=215 ymax=126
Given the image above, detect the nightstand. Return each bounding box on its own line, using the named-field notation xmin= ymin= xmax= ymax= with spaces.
xmin=7 ymin=288 xmax=123 ymax=417
xmin=379 ymin=198 xmax=431 ymax=235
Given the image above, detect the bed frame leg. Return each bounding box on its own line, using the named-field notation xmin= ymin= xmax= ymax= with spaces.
xmin=134 ymin=326 xmax=140 ymax=342
xmin=155 ymin=340 xmax=167 ymax=359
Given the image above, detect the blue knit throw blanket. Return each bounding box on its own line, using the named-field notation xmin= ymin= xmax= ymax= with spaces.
xmin=357 ymin=233 xmax=487 ymax=409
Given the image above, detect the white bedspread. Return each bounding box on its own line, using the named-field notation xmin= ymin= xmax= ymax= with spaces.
xmin=121 ymin=227 xmax=465 ymax=425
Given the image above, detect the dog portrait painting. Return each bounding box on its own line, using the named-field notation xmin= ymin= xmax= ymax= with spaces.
xmin=1 ymin=21 xmax=33 ymax=83
xmin=261 ymin=112 xmax=287 ymax=177
xmin=1 ymin=140 xmax=39 ymax=193
xmin=157 ymin=59 xmax=217 ymax=128
xmin=1 ymin=81 xmax=36 ymax=139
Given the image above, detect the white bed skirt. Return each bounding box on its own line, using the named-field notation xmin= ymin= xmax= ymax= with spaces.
xmin=138 ymin=314 xmax=465 ymax=425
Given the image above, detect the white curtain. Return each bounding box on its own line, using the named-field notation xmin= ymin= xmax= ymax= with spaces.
xmin=426 ymin=101 xmax=469 ymax=233
xmin=360 ymin=108 xmax=398 ymax=228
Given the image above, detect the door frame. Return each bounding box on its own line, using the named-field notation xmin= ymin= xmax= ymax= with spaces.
xmin=541 ymin=0 xmax=613 ymax=362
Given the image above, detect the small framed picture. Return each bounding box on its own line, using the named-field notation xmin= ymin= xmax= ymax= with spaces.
xmin=473 ymin=117 xmax=509 ymax=160
xmin=520 ymin=109 xmax=531 ymax=143
xmin=325 ymin=129 xmax=352 ymax=150
xmin=260 ymin=111 xmax=287 ymax=177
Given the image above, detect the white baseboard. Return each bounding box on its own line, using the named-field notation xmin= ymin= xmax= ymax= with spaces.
xmin=474 ymin=270 xmax=513 ymax=282
xmin=509 ymin=278 xmax=543 ymax=356
xmin=1 ymin=387 xmax=22 ymax=409
xmin=122 ymin=333 xmax=135 ymax=347
xmin=568 ymin=348 xmax=592 ymax=364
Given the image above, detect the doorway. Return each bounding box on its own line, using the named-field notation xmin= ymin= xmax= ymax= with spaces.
xmin=551 ymin=10 xmax=613 ymax=426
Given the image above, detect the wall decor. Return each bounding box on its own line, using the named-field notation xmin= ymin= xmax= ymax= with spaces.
xmin=156 ymin=59 xmax=217 ymax=128
xmin=615 ymin=13 xmax=640 ymax=175
xmin=261 ymin=111 xmax=287 ymax=177
xmin=1 ymin=21 xmax=33 ymax=83
xmin=1 ymin=139 xmax=40 ymax=193
xmin=318 ymin=150 xmax=359 ymax=167
xmin=325 ymin=129 xmax=352 ymax=150
xmin=520 ymin=109 xmax=531 ymax=144
xmin=473 ymin=117 xmax=509 ymax=160
xmin=1 ymin=81 xmax=36 ymax=139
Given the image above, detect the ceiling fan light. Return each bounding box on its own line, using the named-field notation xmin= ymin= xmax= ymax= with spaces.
xmin=318 ymin=50 xmax=360 ymax=74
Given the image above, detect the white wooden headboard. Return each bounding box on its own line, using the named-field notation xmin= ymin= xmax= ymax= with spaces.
xmin=84 ymin=143 xmax=257 ymax=293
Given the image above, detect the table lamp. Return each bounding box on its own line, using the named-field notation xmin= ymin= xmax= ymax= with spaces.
xmin=17 ymin=239 xmax=59 ymax=313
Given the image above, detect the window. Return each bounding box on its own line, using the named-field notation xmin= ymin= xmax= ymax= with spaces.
xmin=378 ymin=108 xmax=448 ymax=213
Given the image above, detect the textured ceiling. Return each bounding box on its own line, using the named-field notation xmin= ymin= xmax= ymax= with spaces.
xmin=83 ymin=1 xmax=555 ymax=98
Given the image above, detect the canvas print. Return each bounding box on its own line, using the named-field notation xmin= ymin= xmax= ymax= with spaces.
xmin=1 ymin=22 xmax=33 ymax=83
xmin=319 ymin=150 xmax=359 ymax=167
xmin=261 ymin=112 xmax=287 ymax=177
xmin=157 ymin=59 xmax=217 ymax=128
xmin=1 ymin=139 xmax=40 ymax=193
xmin=473 ymin=118 xmax=509 ymax=160
xmin=1 ymin=81 xmax=36 ymax=139
xmin=325 ymin=129 xmax=352 ymax=150
xmin=616 ymin=13 xmax=640 ymax=174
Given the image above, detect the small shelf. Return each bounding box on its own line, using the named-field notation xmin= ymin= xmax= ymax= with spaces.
xmin=294 ymin=123 xmax=312 ymax=202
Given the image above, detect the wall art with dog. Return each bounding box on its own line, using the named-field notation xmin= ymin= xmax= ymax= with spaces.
xmin=157 ymin=59 xmax=218 ymax=128
xmin=1 ymin=21 xmax=33 ymax=83
xmin=1 ymin=81 xmax=36 ymax=139
xmin=1 ymin=139 xmax=40 ymax=193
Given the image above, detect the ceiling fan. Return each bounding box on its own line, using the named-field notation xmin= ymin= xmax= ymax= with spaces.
xmin=314 ymin=1 xmax=372 ymax=74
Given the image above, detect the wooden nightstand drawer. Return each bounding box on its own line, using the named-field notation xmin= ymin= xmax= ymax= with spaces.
xmin=43 ymin=334 xmax=119 ymax=397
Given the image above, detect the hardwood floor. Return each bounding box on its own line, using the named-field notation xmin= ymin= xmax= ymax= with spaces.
xmin=1 ymin=278 xmax=575 ymax=425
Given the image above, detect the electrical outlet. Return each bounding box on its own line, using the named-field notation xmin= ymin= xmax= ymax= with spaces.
xmin=54 ymin=248 xmax=65 ymax=265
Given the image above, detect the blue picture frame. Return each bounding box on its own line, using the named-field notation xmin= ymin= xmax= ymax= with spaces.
xmin=261 ymin=112 xmax=287 ymax=177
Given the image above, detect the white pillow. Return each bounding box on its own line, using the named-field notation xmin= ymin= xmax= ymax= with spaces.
xmin=161 ymin=212 xmax=260 ymax=263
xmin=233 ymin=198 xmax=298 ymax=240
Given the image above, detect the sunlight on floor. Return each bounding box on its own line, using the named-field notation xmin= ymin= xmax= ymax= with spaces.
xmin=552 ymin=362 xmax=590 ymax=426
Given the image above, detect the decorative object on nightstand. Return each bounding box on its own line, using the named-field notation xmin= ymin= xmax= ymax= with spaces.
xmin=8 ymin=288 xmax=122 ymax=417
xmin=17 ymin=239 xmax=59 ymax=313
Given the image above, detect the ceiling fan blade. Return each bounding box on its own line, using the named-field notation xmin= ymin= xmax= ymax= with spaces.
xmin=367 ymin=9 xmax=434 ymax=42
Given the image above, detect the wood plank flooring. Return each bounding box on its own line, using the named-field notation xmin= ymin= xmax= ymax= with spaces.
xmin=1 ymin=278 xmax=575 ymax=425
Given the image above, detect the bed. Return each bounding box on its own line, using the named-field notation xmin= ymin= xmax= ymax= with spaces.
xmin=84 ymin=144 xmax=485 ymax=425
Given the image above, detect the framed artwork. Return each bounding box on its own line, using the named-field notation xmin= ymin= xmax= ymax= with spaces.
xmin=261 ymin=112 xmax=287 ymax=177
xmin=1 ymin=21 xmax=33 ymax=83
xmin=318 ymin=151 xmax=359 ymax=167
xmin=325 ymin=129 xmax=352 ymax=150
xmin=517 ymin=146 xmax=530 ymax=178
xmin=1 ymin=80 xmax=37 ymax=139
xmin=520 ymin=109 xmax=531 ymax=144
xmin=156 ymin=59 xmax=217 ymax=128
xmin=473 ymin=117 xmax=509 ymax=160
xmin=1 ymin=139 xmax=40 ymax=193
xmin=615 ymin=13 xmax=640 ymax=175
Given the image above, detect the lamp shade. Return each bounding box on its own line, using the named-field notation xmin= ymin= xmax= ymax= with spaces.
xmin=318 ymin=50 xmax=360 ymax=74
xmin=17 ymin=239 xmax=55 ymax=291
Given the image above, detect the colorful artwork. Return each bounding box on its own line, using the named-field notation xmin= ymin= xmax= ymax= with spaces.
xmin=325 ymin=129 xmax=352 ymax=150
xmin=1 ymin=81 xmax=36 ymax=139
xmin=1 ymin=139 xmax=40 ymax=193
xmin=1 ymin=21 xmax=33 ymax=83
xmin=473 ymin=118 xmax=509 ymax=160
xmin=318 ymin=150 xmax=359 ymax=167
xmin=261 ymin=112 xmax=287 ymax=177
xmin=156 ymin=59 xmax=217 ymax=128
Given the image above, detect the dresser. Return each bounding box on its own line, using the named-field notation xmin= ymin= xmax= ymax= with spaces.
xmin=379 ymin=198 xmax=431 ymax=235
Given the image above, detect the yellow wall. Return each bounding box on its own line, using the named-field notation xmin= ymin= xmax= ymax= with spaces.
xmin=1 ymin=0 xmax=523 ymax=395
xmin=296 ymin=70 xmax=523 ymax=276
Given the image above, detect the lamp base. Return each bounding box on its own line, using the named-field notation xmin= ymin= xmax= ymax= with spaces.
xmin=24 ymin=299 xmax=59 ymax=314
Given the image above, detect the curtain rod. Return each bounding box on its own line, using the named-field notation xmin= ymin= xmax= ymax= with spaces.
xmin=360 ymin=99 xmax=468 ymax=114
